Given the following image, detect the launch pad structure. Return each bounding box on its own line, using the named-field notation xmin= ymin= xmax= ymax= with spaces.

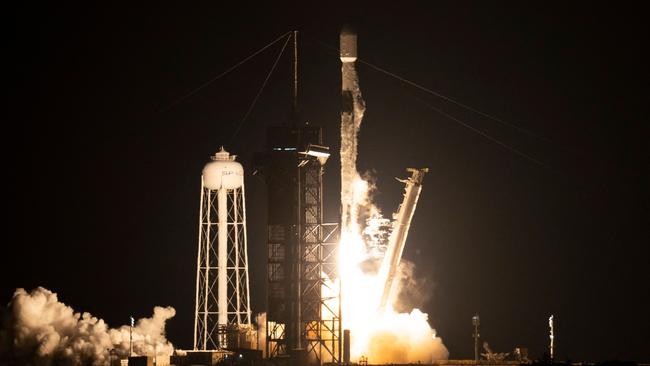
xmin=189 ymin=28 xmax=433 ymax=366
xmin=255 ymin=126 xmax=341 ymax=364
xmin=254 ymin=29 xmax=429 ymax=366
xmin=254 ymin=31 xmax=342 ymax=365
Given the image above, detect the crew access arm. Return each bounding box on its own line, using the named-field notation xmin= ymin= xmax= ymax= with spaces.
xmin=377 ymin=168 xmax=429 ymax=311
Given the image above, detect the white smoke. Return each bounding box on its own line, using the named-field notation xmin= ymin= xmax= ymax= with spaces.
xmin=108 ymin=306 xmax=175 ymax=357
xmin=392 ymin=259 xmax=435 ymax=314
xmin=340 ymin=60 xmax=367 ymax=237
xmin=365 ymin=309 xmax=449 ymax=363
xmin=0 ymin=287 xmax=175 ymax=366
xmin=339 ymin=52 xmax=448 ymax=363
xmin=254 ymin=312 xmax=266 ymax=358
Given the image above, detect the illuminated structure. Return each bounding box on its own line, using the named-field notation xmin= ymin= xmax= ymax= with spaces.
xmin=377 ymin=168 xmax=429 ymax=311
xmin=472 ymin=314 xmax=480 ymax=362
xmin=193 ymin=148 xmax=252 ymax=350
xmin=549 ymin=315 xmax=554 ymax=361
xmin=254 ymin=31 xmax=341 ymax=365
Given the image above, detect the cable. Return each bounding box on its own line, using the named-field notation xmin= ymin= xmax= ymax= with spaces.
xmin=228 ymin=33 xmax=292 ymax=144
xmin=413 ymin=96 xmax=544 ymax=166
xmin=304 ymin=34 xmax=548 ymax=142
xmin=357 ymin=59 xmax=549 ymax=142
xmin=302 ymin=33 xmax=544 ymax=165
xmin=160 ymin=31 xmax=292 ymax=112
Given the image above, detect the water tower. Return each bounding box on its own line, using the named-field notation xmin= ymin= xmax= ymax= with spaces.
xmin=193 ymin=147 xmax=252 ymax=350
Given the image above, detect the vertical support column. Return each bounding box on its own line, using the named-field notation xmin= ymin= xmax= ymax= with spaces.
xmin=234 ymin=188 xmax=241 ymax=326
xmin=473 ymin=314 xmax=480 ymax=362
xmin=218 ymin=188 xmax=228 ymax=333
xmin=549 ymin=315 xmax=554 ymax=361
xmin=343 ymin=330 xmax=350 ymax=364
xmin=203 ymin=190 xmax=212 ymax=349
xmin=294 ymin=156 xmax=303 ymax=352
xmin=293 ymin=30 xmax=298 ymax=119
xmin=193 ymin=181 xmax=206 ymax=350
xmin=240 ymin=182 xmax=252 ymax=326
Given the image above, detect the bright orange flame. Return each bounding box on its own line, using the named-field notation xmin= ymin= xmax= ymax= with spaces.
xmin=336 ymin=175 xmax=448 ymax=363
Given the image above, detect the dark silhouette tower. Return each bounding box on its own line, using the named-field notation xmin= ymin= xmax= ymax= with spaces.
xmin=254 ymin=31 xmax=341 ymax=365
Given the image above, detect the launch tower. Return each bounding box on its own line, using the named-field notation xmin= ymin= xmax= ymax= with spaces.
xmin=254 ymin=31 xmax=341 ymax=365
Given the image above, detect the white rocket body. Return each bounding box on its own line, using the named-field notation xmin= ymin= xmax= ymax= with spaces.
xmin=340 ymin=29 xmax=357 ymax=63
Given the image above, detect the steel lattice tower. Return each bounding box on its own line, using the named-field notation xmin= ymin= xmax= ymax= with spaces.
xmin=193 ymin=148 xmax=252 ymax=350
xmin=256 ymin=126 xmax=341 ymax=365
xmin=300 ymin=155 xmax=341 ymax=365
xmin=253 ymin=31 xmax=341 ymax=365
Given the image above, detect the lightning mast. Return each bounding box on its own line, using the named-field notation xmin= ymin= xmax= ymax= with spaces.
xmin=472 ymin=314 xmax=480 ymax=362
xmin=256 ymin=30 xmax=340 ymax=365
xmin=549 ymin=315 xmax=554 ymax=361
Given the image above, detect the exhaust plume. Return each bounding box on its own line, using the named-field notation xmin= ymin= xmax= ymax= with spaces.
xmin=339 ymin=31 xmax=448 ymax=363
xmin=0 ymin=287 xmax=175 ymax=366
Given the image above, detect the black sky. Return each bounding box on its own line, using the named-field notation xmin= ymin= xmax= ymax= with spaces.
xmin=7 ymin=2 xmax=650 ymax=362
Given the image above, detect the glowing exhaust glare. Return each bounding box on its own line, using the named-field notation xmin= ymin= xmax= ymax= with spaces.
xmin=337 ymin=29 xmax=448 ymax=362
xmin=302 ymin=143 xmax=330 ymax=157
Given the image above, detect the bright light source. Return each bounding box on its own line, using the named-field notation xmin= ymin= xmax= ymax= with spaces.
xmin=302 ymin=144 xmax=330 ymax=158
xmin=300 ymin=143 xmax=330 ymax=165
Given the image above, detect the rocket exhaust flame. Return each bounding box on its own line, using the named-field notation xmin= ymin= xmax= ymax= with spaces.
xmin=338 ymin=29 xmax=448 ymax=363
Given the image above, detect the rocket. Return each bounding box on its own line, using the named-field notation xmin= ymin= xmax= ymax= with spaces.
xmin=340 ymin=26 xmax=357 ymax=63
xmin=339 ymin=25 xmax=365 ymax=241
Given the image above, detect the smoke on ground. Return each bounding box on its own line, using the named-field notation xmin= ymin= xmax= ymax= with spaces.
xmin=366 ymin=309 xmax=449 ymax=363
xmin=0 ymin=287 xmax=175 ymax=366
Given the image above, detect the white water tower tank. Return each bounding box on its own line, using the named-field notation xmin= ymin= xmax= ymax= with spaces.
xmin=202 ymin=147 xmax=244 ymax=190
xmin=194 ymin=146 xmax=252 ymax=350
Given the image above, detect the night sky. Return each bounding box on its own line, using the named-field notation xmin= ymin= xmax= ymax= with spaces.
xmin=7 ymin=2 xmax=649 ymax=362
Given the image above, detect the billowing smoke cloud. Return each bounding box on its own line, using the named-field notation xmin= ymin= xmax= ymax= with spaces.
xmin=0 ymin=287 xmax=175 ymax=366
xmin=392 ymin=259 xmax=435 ymax=314
xmin=366 ymin=309 xmax=449 ymax=363
xmin=108 ymin=306 xmax=175 ymax=357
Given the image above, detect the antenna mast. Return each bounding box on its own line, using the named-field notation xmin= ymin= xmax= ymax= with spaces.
xmin=292 ymin=30 xmax=298 ymax=124
xmin=549 ymin=315 xmax=554 ymax=361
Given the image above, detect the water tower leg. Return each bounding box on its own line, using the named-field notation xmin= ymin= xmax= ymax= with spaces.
xmin=218 ymin=187 xmax=228 ymax=346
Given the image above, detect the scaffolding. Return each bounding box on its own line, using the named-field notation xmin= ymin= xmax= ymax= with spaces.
xmin=258 ymin=125 xmax=341 ymax=365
